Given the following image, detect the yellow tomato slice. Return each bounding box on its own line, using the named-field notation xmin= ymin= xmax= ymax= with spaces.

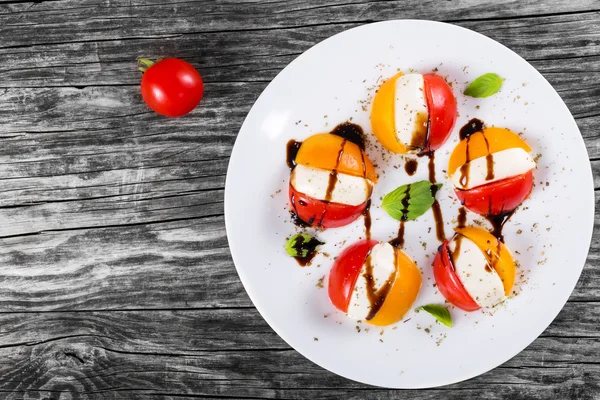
xmin=455 ymin=227 xmax=516 ymax=296
xmin=368 ymin=248 xmax=422 ymax=326
xmin=370 ymin=72 xmax=410 ymax=154
xmin=447 ymin=127 xmax=532 ymax=175
xmin=295 ymin=133 xmax=377 ymax=182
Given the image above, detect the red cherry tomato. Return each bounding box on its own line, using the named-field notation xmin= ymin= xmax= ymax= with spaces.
xmin=433 ymin=240 xmax=480 ymax=312
xmin=289 ymin=184 xmax=368 ymax=229
xmin=328 ymin=239 xmax=378 ymax=312
xmin=455 ymin=170 xmax=533 ymax=216
xmin=140 ymin=58 xmax=204 ymax=117
xmin=423 ymin=74 xmax=457 ymax=152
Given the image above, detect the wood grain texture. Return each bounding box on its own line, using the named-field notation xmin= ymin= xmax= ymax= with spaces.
xmin=0 ymin=0 xmax=598 ymax=398
xmin=0 ymin=305 xmax=597 ymax=399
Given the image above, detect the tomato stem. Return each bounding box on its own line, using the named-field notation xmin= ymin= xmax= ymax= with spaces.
xmin=137 ymin=57 xmax=155 ymax=73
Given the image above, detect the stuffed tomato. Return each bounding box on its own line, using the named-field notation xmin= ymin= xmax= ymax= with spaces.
xmin=433 ymin=227 xmax=516 ymax=311
xmin=370 ymin=72 xmax=457 ymax=154
xmin=328 ymin=240 xmax=422 ymax=326
xmin=289 ymin=132 xmax=377 ymax=228
xmin=448 ymin=125 xmax=536 ymax=216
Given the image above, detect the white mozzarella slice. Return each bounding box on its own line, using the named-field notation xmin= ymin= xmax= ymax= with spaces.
xmin=394 ymin=73 xmax=429 ymax=152
xmin=347 ymin=242 xmax=396 ymax=320
xmin=451 ymin=147 xmax=536 ymax=190
xmin=290 ymin=164 xmax=371 ymax=206
xmin=448 ymin=236 xmax=506 ymax=308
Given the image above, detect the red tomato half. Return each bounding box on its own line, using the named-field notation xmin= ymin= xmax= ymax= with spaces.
xmin=423 ymin=74 xmax=457 ymax=152
xmin=433 ymin=240 xmax=480 ymax=312
xmin=328 ymin=239 xmax=378 ymax=312
xmin=140 ymin=58 xmax=204 ymax=117
xmin=289 ymin=184 xmax=368 ymax=228
xmin=455 ymin=170 xmax=533 ymax=216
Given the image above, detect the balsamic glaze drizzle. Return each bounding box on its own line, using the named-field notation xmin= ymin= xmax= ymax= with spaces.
xmin=324 ymin=139 xmax=346 ymax=202
xmin=485 ymin=211 xmax=515 ymax=242
xmin=289 ymin=210 xmax=310 ymax=228
xmin=457 ymin=118 xmax=486 ymax=188
xmin=330 ymin=122 xmax=366 ymax=150
xmin=389 ymin=220 xmax=405 ymax=249
xmin=409 ymin=112 xmax=429 ymax=152
xmin=430 ymin=184 xmax=446 ymax=243
xmin=450 ymin=207 xmax=468 ymax=267
xmin=287 ymin=122 xmax=369 ymax=227
xmin=426 ymin=151 xmax=436 ymax=182
xmin=364 ymin=249 xmax=397 ymax=321
xmin=457 ymin=118 xmax=501 ymax=188
xmin=459 ymin=118 xmax=485 ymax=140
xmin=286 ymin=140 xmax=302 ymax=170
xmin=482 ymin=133 xmax=495 ymax=181
xmin=363 ymin=200 xmax=372 ymax=241
xmin=404 ymin=158 xmax=418 ymax=176
xmin=421 ymin=151 xmax=446 ymax=242
xmin=457 ymin=206 xmax=467 ymax=229
xmin=289 ymin=235 xmax=324 ymax=267
xmin=457 ymin=118 xmax=514 ymax=240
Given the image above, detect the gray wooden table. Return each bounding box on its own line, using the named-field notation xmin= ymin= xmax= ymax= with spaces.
xmin=0 ymin=1 xmax=598 ymax=399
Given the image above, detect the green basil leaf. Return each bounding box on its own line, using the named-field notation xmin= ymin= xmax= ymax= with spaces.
xmin=381 ymin=181 xmax=442 ymax=221
xmin=285 ymin=233 xmax=322 ymax=258
xmin=464 ymin=73 xmax=505 ymax=98
xmin=416 ymin=304 xmax=452 ymax=327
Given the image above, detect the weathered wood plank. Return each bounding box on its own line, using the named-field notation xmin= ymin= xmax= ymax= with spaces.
xmin=0 ymin=213 xmax=595 ymax=313
xmin=0 ymin=134 xmax=594 ymax=243
xmin=0 ymin=77 xmax=596 ymax=148
xmin=0 ymin=75 xmax=596 ymax=181
xmin=1 ymin=347 xmax=596 ymax=399
xmin=3 ymin=15 xmax=600 ymax=89
xmin=0 ymin=141 xmax=596 ymax=230
xmin=0 ymin=303 xmax=596 ymax=352
xmin=0 ymin=305 xmax=597 ymax=399
xmin=0 ymin=154 xmax=599 ymax=208
xmin=0 ymin=218 xmax=250 ymax=311
xmin=0 ymin=158 xmax=227 ymax=206
xmin=0 ymin=0 xmax=598 ymax=397
xmin=1 ymin=0 xmax=600 ymax=51
xmin=0 ymin=83 xmax=252 ymax=135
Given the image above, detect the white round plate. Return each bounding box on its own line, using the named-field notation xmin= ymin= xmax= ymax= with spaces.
xmin=225 ymin=20 xmax=594 ymax=388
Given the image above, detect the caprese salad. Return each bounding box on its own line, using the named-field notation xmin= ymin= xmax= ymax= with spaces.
xmin=371 ymin=72 xmax=457 ymax=154
xmin=288 ymin=126 xmax=377 ymax=228
xmin=448 ymin=120 xmax=536 ymax=216
xmin=433 ymin=227 xmax=516 ymax=311
xmin=328 ymin=240 xmax=422 ymax=326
